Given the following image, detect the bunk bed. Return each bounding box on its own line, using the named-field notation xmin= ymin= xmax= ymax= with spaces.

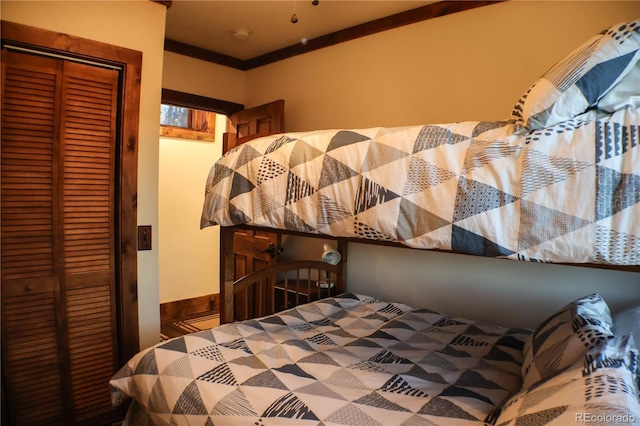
xmin=110 ymin=20 xmax=640 ymax=426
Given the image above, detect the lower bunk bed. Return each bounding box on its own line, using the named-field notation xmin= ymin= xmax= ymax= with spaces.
xmin=109 ymin=261 xmax=640 ymax=426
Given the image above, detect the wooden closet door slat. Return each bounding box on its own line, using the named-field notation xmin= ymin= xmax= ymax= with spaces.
xmin=1 ymin=51 xmax=67 ymax=426
xmin=60 ymin=60 xmax=119 ymax=421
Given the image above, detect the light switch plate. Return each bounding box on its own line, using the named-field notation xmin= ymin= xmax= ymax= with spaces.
xmin=138 ymin=225 xmax=152 ymax=250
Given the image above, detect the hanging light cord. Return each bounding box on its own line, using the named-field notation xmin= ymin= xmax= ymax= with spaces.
xmin=291 ymin=0 xmax=298 ymax=23
xmin=291 ymin=0 xmax=319 ymax=23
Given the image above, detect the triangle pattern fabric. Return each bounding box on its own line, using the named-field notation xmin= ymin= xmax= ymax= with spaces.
xmin=521 ymin=149 xmax=592 ymax=196
xmin=284 ymin=207 xmax=316 ymax=233
xmin=257 ymin=157 xmax=288 ymax=185
xmin=241 ymin=370 xmax=288 ymax=390
xmin=162 ymin=355 xmax=195 ymax=378
xmin=381 ymin=375 xmax=429 ymax=397
xmin=362 ymin=141 xmax=410 ymax=172
xmin=211 ymin=388 xmax=257 ymax=417
xmin=596 ymin=166 xmax=640 ymax=220
xmin=173 ymin=381 xmax=209 ymax=415
xmin=439 ymin=385 xmax=494 ymax=405
xmin=253 ymin=187 xmax=283 ymax=222
xmin=413 ymin=125 xmax=469 ymax=152
xmin=285 ymin=172 xmax=316 ymax=205
xmin=594 ymin=225 xmax=640 ymax=265
xmin=418 ymin=396 xmax=478 ymax=421
xmin=518 ymin=200 xmax=592 ymax=251
xmin=326 ymin=130 xmax=370 ymax=152
xmin=289 ymin=141 xmax=325 ymax=168
xmin=147 ymin=378 xmax=173 ymax=415
xmin=463 ymin=138 xmax=521 ymax=173
xmin=111 ymin=294 xmax=534 ymax=424
xmin=403 ymin=157 xmax=457 ymax=196
xmin=160 ymin=338 xmax=189 ymax=354
xmin=229 ymin=172 xmax=255 ymax=200
xmin=354 ymin=392 xmax=411 ymax=412
xmin=472 ymin=120 xmax=512 ymax=137
xmin=201 ymin=111 xmax=639 ymax=264
xmin=134 ymin=350 xmax=159 ymax=375
xmin=317 ymin=194 xmax=352 ymax=229
xmin=576 ymin=51 xmax=639 ymax=104
xmin=232 ymin=144 xmax=263 ymax=169
xmin=354 ymin=220 xmax=394 ymax=241
xmin=397 ymin=198 xmax=450 ymax=241
xmin=265 ymin=135 xmax=297 ymax=154
xmin=324 ymin=403 xmax=381 ymax=425
xmin=319 ymin=155 xmax=359 ymax=189
xmin=354 ymin=176 xmax=401 ymax=214
xmin=210 ymin=163 xmax=234 ymax=188
xmin=262 ymin=392 xmax=319 ymax=420
xmin=453 ymin=176 xmax=519 ymax=222
xmin=451 ymin=224 xmax=515 ymax=257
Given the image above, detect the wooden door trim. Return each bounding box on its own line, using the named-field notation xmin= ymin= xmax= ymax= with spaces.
xmin=1 ymin=21 xmax=142 ymax=362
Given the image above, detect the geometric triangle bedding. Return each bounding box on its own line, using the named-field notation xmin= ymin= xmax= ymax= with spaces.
xmin=201 ymin=107 xmax=640 ymax=265
xmin=110 ymin=293 xmax=532 ymax=425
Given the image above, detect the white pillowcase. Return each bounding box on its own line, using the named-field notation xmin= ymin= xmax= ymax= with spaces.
xmin=520 ymin=294 xmax=613 ymax=390
xmin=511 ymin=19 xmax=640 ymax=133
xmin=493 ymin=335 xmax=639 ymax=426
xmin=597 ymin=60 xmax=640 ymax=112
xmin=614 ymin=305 xmax=640 ymax=343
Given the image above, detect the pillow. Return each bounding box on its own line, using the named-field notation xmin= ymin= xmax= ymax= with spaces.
xmin=597 ymin=60 xmax=640 ymax=112
xmin=511 ymin=19 xmax=640 ymax=133
xmin=520 ymin=294 xmax=613 ymax=390
xmin=614 ymin=305 xmax=640 ymax=342
xmin=491 ymin=335 xmax=639 ymax=426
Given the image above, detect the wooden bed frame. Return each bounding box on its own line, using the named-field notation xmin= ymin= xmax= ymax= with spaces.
xmin=223 ymin=259 xmax=344 ymax=323
xmin=219 ymin=224 xmax=639 ymax=324
xmin=220 ymin=226 xmax=349 ymax=323
xmin=218 ymin=104 xmax=639 ymax=325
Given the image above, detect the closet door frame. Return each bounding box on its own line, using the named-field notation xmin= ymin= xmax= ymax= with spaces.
xmin=1 ymin=21 xmax=141 ymax=363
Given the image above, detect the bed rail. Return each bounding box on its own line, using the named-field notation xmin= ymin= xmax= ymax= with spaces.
xmin=223 ymin=260 xmax=344 ymax=323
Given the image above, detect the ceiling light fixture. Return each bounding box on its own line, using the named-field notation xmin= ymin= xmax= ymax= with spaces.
xmin=232 ymin=28 xmax=250 ymax=40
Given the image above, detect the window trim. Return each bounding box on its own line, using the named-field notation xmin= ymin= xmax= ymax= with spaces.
xmin=160 ymin=106 xmax=217 ymax=141
xmin=161 ymin=89 xmax=243 ymax=115
xmin=160 ymin=89 xmax=244 ymax=141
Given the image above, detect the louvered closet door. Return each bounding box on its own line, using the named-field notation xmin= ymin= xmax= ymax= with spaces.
xmin=1 ymin=51 xmax=66 ymax=425
xmin=60 ymin=59 xmax=119 ymax=423
xmin=1 ymin=50 xmax=120 ymax=425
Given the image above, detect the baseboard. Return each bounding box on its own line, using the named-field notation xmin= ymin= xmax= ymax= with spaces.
xmin=160 ymin=293 xmax=219 ymax=322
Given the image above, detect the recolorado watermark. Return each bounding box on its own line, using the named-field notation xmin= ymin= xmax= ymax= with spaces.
xmin=575 ymin=413 xmax=637 ymax=424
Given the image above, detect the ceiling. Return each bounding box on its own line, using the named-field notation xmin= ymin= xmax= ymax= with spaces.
xmin=164 ymin=1 xmax=436 ymax=61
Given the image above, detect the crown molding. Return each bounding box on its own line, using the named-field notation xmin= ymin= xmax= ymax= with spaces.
xmin=152 ymin=1 xmax=172 ymax=8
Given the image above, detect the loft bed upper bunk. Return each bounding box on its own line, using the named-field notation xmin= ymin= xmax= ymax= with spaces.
xmin=200 ymin=19 xmax=640 ymax=319
xmin=110 ymin=20 xmax=640 ymax=426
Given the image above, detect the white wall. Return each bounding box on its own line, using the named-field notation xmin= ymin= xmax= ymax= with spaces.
xmin=1 ymin=0 xmax=166 ymax=349
xmin=162 ymin=51 xmax=246 ymax=104
xmin=349 ymin=244 xmax=640 ymax=329
xmin=240 ymin=1 xmax=640 ymax=327
xmin=158 ymin=114 xmax=226 ymax=302
xmin=245 ymin=1 xmax=639 ymax=129
xmin=159 ymin=51 xmax=246 ymax=304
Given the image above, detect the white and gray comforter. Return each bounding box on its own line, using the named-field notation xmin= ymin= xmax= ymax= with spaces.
xmin=201 ymin=107 xmax=640 ymax=265
xmin=110 ymin=294 xmax=530 ymax=425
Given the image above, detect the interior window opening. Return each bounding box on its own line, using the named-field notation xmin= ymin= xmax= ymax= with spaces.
xmin=159 ymin=103 xmax=218 ymax=141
